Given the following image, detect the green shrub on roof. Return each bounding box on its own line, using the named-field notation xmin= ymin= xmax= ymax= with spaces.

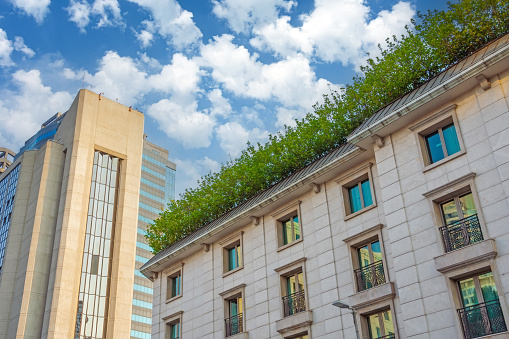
xmin=146 ymin=0 xmax=509 ymax=254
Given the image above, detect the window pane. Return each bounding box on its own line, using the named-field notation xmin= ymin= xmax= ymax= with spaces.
xmin=282 ymin=219 xmax=291 ymax=245
xmin=361 ymin=179 xmax=373 ymax=208
xmin=371 ymin=241 xmax=382 ymax=262
xmin=238 ymin=297 xmax=243 ymax=315
xmin=383 ymin=310 xmax=394 ymax=335
xmin=230 ymin=299 xmax=238 ymax=316
xmin=349 ymin=185 xmax=362 ymax=213
xmin=479 ymin=272 xmax=498 ymax=302
xmin=459 ymin=277 xmax=479 ymax=307
xmin=367 ymin=313 xmax=381 ymax=339
xmin=236 ymin=244 xmax=242 ymax=267
xmin=293 ymin=215 xmax=300 ymax=240
xmin=426 ymin=131 xmax=445 ymax=164
xmin=358 ymin=245 xmax=370 ymax=267
xmin=442 ymin=123 xmax=461 ymax=156
xmin=287 ymin=276 xmax=296 ymax=295
xmin=441 ymin=199 xmax=459 ymax=225
xmin=459 ymin=193 xmax=477 ymax=218
xmin=228 ymin=248 xmax=236 ymax=271
xmin=297 ymin=272 xmax=304 ymax=291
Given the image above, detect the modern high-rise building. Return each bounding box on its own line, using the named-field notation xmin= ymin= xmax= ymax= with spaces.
xmin=0 ymin=89 xmax=144 ymax=339
xmin=131 ymin=138 xmax=176 ymax=339
xmin=0 ymin=147 xmax=15 ymax=173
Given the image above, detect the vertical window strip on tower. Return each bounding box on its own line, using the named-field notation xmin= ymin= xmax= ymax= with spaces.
xmin=74 ymin=151 xmax=120 ymax=339
xmin=0 ymin=164 xmax=20 ymax=277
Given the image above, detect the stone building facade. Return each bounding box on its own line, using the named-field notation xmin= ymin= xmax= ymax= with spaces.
xmin=0 ymin=89 xmax=144 ymax=339
xmin=141 ymin=35 xmax=509 ymax=339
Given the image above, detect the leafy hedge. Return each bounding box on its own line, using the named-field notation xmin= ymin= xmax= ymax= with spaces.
xmin=146 ymin=0 xmax=509 ymax=254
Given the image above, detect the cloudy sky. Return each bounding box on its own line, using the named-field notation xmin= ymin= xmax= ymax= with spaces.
xmin=0 ymin=0 xmax=447 ymax=196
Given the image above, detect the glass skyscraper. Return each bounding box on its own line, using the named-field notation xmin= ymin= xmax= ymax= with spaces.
xmin=130 ymin=138 xmax=176 ymax=339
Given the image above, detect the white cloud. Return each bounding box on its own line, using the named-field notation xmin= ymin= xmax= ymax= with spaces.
xmin=0 ymin=69 xmax=73 ymax=150
xmin=66 ymin=0 xmax=123 ymax=31
xmin=13 ymin=36 xmax=35 ymax=57
xmin=201 ymin=35 xmax=338 ymax=110
xmin=10 ymin=0 xmax=51 ymax=24
xmin=66 ymin=0 xmax=91 ymax=32
xmin=251 ymin=0 xmax=415 ymax=67
xmin=146 ymin=99 xmax=215 ymax=149
xmin=84 ymin=51 xmax=148 ymax=106
xmin=212 ymin=0 xmax=295 ymax=33
xmin=148 ymin=53 xmax=201 ymax=103
xmin=207 ymin=88 xmax=232 ymax=117
xmin=0 ymin=28 xmax=14 ymax=67
xmin=127 ymin=0 xmax=202 ymax=49
xmin=136 ymin=30 xmax=154 ymax=48
xmin=216 ymin=122 xmax=269 ymax=157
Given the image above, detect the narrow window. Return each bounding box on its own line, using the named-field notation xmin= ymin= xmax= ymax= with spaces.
xmin=348 ymin=179 xmax=373 ymax=213
xmin=425 ymin=123 xmax=460 ymax=164
xmin=283 ymin=272 xmax=305 ymax=317
xmin=356 ymin=240 xmax=385 ymax=291
xmin=282 ymin=214 xmax=300 ymax=245
xmin=225 ymin=296 xmax=243 ymax=336
xmin=228 ymin=244 xmax=241 ymax=271
xmin=367 ymin=309 xmax=395 ymax=339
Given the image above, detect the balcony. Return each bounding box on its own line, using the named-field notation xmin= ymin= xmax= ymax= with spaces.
xmin=457 ymin=300 xmax=507 ymax=339
xmin=225 ymin=313 xmax=243 ymax=337
xmin=354 ymin=260 xmax=386 ymax=292
xmin=282 ymin=290 xmax=306 ymax=317
xmin=377 ymin=334 xmax=395 ymax=339
xmin=439 ymin=214 xmax=483 ymax=253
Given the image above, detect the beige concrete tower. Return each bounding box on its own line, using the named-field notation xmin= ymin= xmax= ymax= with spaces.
xmin=0 ymin=89 xmax=144 ymax=339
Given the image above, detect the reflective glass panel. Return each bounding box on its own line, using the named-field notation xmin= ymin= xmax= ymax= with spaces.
xmin=228 ymin=248 xmax=236 ymax=271
xmin=441 ymin=199 xmax=459 ymax=225
xmin=442 ymin=123 xmax=461 ymax=156
xmin=425 ymin=130 xmax=445 ymax=164
xmin=371 ymin=241 xmax=382 ymax=263
xmin=358 ymin=245 xmax=370 ymax=267
xmin=367 ymin=313 xmax=381 ymax=339
xmin=361 ymin=179 xmax=373 ymax=208
xmin=349 ymin=184 xmax=362 ymax=213
xmin=479 ymin=272 xmax=498 ymax=302
xmin=459 ymin=193 xmax=477 ymax=218
xmin=297 ymin=272 xmax=304 ymax=291
xmin=287 ymin=275 xmax=296 ymax=295
xmin=293 ymin=215 xmax=300 ymax=241
xmin=282 ymin=219 xmax=292 ymax=245
xmin=382 ymin=310 xmax=394 ymax=335
xmin=230 ymin=299 xmax=238 ymax=316
xmin=459 ymin=277 xmax=479 ymax=307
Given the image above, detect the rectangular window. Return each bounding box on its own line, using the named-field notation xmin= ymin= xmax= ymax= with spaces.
xmin=228 ymin=244 xmax=241 ymax=271
xmin=166 ymin=269 xmax=182 ymax=300
xmin=166 ymin=321 xmax=180 ymax=339
xmin=348 ymin=178 xmax=373 ymax=213
xmin=438 ymin=192 xmax=483 ymax=252
xmin=367 ymin=310 xmax=395 ymax=339
xmin=172 ymin=274 xmax=181 ymax=297
xmin=224 ymin=293 xmax=244 ymax=337
xmin=424 ymin=122 xmax=461 ymax=164
xmin=356 ymin=240 xmax=385 ymax=292
xmin=457 ymin=272 xmax=507 ymax=338
xmin=283 ymin=272 xmax=306 ymax=317
xmin=282 ymin=214 xmax=300 ymax=245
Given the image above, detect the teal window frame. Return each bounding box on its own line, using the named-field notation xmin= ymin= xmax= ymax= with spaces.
xmin=348 ymin=178 xmax=374 ymax=214
xmin=424 ymin=122 xmax=461 ymax=164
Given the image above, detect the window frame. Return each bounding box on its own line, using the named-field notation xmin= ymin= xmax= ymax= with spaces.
xmin=442 ymin=261 xmax=509 ymax=339
xmin=422 ymin=172 xmax=488 ymax=254
xmin=364 ymin=308 xmax=396 ymax=339
xmin=219 ymin=231 xmax=244 ymax=277
xmin=274 ymin=257 xmax=309 ymax=320
xmin=219 ymin=284 xmax=246 ymax=338
xmin=162 ymin=311 xmax=183 ymax=339
xmin=271 ymin=200 xmax=303 ymax=252
xmin=335 ymin=162 xmax=377 ymax=220
xmin=409 ymin=104 xmax=466 ymax=172
xmin=163 ymin=263 xmax=184 ymax=303
xmin=343 ymin=224 xmax=389 ymax=294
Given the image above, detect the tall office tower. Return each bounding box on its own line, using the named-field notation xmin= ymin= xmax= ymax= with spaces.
xmin=0 ymin=89 xmax=144 ymax=339
xmin=0 ymin=147 xmax=15 ymax=173
xmin=131 ymin=138 xmax=176 ymax=339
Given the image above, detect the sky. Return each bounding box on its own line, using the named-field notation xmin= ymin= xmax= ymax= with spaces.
xmin=0 ymin=0 xmax=448 ymax=197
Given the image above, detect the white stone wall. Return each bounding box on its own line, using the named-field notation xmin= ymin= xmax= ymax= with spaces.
xmin=152 ymin=70 xmax=509 ymax=339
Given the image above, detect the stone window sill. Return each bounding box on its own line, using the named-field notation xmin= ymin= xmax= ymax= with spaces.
xmin=422 ymin=150 xmax=466 ymax=173
xmin=344 ymin=204 xmax=377 ymax=221
xmin=277 ymin=238 xmax=304 ymax=253
xmin=434 ymin=239 xmax=496 ymax=273
xmin=165 ymin=294 xmax=182 ymax=304
xmin=222 ymin=266 xmax=243 ymax=278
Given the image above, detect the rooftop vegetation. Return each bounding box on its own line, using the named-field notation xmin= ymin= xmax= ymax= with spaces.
xmin=146 ymin=0 xmax=509 ymax=254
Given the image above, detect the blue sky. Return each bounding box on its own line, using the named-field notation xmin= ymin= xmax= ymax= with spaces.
xmin=0 ymin=0 xmax=448 ymax=196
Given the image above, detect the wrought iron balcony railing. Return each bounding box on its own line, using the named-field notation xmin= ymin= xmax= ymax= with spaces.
xmin=282 ymin=290 xmax=306 ymax=317
xmin=457 ymin=299 xmax=507 ymax=339
xmin=354 ymin=260 xmax=386 ymax=292
xmin=225 ymin=313 xmax=243 ymax=337
xmin=377 ymin=334 xmax=395 ymax=339
xmin=439 ymin=214 xmax=483 ymax=253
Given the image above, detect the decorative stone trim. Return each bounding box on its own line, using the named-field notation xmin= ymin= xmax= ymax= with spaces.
xmin=422 ymin=172 xmax=476 ymax=199
xmin=275 ymin=310 xmax=313 ymax=334
xmin=434 ymin=239 xmax=497 ymax=273
xmin=348 ymin=282 xmax=396 ymax=310
xmin=408 ymin=104 xmax=457 ymax=131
